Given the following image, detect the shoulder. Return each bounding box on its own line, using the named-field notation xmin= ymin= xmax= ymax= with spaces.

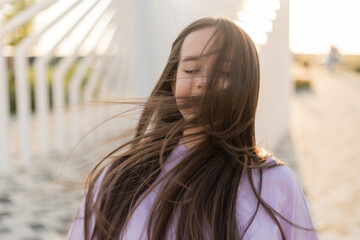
xmin=260 ymin=164 xmax=305 ymax=212
xmin=238 ymin=163 xmax=302 ymax=210
xmin=262 ymin=164 xmax=301 ymax=195
xmin=262 ymin=165 xmax=319 ymax=239
xmin=239 ymin=158 xmax=301 ymax=195
xmin=237 ymin=163 xmax=319 ymax=239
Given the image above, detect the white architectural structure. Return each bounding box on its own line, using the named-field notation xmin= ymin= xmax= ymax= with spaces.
xmin=0 ymin=0 xmax=290 ymax=175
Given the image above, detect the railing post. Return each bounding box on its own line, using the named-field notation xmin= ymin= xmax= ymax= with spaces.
xmin=0 ymin=55 xmax=10 ymax=175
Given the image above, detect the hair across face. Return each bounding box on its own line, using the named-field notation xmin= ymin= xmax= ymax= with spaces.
xmin=173 ymin=26 xmax=231 ymax=121
xmin=165 ymin=17 xmax=261 ymax=149
xmin=84 ymin=17 xmax=288 ymax=240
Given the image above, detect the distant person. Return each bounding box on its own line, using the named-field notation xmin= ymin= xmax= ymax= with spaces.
xmin=67 ymin=17 xmax=319 ymax=240
xmin=326 ymin=45 xmax=340 ymax=72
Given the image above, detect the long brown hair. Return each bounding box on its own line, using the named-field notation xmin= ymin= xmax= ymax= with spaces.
xmin=84 ymin=17 xmax=289 ymax=240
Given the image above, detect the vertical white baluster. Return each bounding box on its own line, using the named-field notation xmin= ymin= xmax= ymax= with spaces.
xmin=13 ymin=50 xmax=31 ymax=167
xmin=0 ymin=55 xmax=10 ymax=174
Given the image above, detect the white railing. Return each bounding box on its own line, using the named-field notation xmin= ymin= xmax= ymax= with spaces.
xmin=1 ymin=0 xmax=59 ymax=173
xmin=0 ymin=0 xmax=133 ymax=174
xmin=0 ymin=0 xmax=289 ymax=175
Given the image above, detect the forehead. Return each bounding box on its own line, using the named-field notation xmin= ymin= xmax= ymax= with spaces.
xmin=180 ymin=27 xmax=217 ymax=61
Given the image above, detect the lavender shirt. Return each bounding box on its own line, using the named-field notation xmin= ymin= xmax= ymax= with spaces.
xmin=67 ymin=142 xmax=319 ymax=239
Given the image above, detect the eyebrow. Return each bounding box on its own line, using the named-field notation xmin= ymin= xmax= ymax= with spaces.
xmin=180 ymin=55 xmax=232 ymax=63
xmin=181 ymin=55 xmax=200 ymax=62
xmin=180 ymin=49 xmax=222 ymax=62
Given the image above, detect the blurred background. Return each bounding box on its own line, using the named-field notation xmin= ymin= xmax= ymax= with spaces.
xmin=0 ymin=0 xmax=359 ymax=239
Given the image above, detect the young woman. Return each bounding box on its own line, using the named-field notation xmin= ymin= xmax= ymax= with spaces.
xmin=67 ymin=17 xmax=319 ymax=240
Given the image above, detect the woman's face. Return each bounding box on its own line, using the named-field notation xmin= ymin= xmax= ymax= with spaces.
xmin=172 ymin=27 xmax=230 ymax=119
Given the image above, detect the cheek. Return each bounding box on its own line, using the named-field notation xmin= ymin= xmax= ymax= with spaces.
xmin=174 ymin=76 xmax=194 ymax=118
xmin=174 ymin=77 xmax=192 ymax=97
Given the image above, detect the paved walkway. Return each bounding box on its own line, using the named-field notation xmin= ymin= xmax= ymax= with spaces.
xmin=0 ymin=65 xmax=358 ymax=239
xmin=0 ymin=138 xmax=121 ymax=240
xmin=289 ymin=66 xmax=360 ymax=240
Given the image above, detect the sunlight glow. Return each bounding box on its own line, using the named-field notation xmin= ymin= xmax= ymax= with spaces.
xmin=235 ymin=0 xmax=280 ymax=46
xmin=237 ymin=11 xmax=273 ymax=33
xmin=235 ymin=20 xmax=268 ymax=46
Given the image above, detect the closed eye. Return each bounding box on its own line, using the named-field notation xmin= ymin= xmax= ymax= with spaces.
xmin=184 ymin=70 xmax=201 ymax=74
xmin=221 ymin=71 xmax=230 ymax=77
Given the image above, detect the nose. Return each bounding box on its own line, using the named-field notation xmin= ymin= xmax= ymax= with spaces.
xmin=194 ymin=74 xmax=208 ymax=90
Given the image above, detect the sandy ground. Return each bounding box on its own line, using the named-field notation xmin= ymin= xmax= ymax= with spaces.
xmin=290 ymin=65 xmax=360 ymax=240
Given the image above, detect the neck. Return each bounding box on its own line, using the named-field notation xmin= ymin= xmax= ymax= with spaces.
xmin=182 ymin=125 xmax=205 ymax=149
